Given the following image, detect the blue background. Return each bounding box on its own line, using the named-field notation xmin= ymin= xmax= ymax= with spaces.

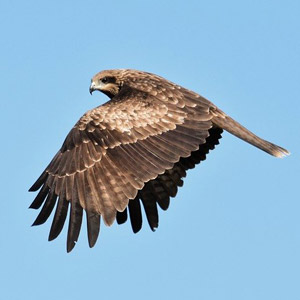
xmin=1 ymin=0 xmax=299 ymax=299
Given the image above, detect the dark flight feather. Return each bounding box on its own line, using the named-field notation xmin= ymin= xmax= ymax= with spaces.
xmin=29 ymin=184 xmax=49 ymax=209
xmin=116 ymin=209 xmax=128 ymax=225
xmin=86 ymin=211 xmax=100 ymax=248
xmin=128 ymin=197 xmax=143 ymax=233
xmin=140 ymin=189 xmax=159 ymax=231
xmin=29 ymin=171 xmax=48 ymax=192
xmin=32 ymin=187 xmax=57 ymax=226
xmin=67 ymin=198 xmax=83 ymax=253
xmin=48 ymin=196 xmax=69 ymax=241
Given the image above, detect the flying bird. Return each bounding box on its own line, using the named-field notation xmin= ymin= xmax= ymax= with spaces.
xmin=29 ymin=69 xmax=289 ymax=252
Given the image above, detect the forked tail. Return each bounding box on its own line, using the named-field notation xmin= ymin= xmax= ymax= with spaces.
xmin=211 ymin=108 xmax=290 ymax=158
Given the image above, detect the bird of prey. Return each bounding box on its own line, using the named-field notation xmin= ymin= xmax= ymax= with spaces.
xmin=29 ymin=69 xmax=289 ymax=252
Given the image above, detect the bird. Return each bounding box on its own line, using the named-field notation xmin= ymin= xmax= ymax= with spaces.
xmin=29 ymin=69 xmax=289 ymax=252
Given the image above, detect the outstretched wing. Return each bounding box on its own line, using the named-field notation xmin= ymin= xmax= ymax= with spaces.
xmin=29 ymin=81 xmax=216 ymax=252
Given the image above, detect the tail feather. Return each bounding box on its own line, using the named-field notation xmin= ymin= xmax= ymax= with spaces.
xmin=212 ymin=110 xmax=290 ymax=158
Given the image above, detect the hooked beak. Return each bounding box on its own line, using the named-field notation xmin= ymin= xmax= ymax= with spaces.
xmin=89 ymin=82 xmax=96 ymax=95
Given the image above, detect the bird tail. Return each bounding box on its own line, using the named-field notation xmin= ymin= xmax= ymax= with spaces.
xmin=211 ymin=108 xmax=290 ymax=158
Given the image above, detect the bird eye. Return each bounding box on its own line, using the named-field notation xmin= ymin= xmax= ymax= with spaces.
xmin=101 ymin=77 xmax=108 ymax=83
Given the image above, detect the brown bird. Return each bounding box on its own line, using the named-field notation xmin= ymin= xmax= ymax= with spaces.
xmin=29 ymin=69 xmax=289 ymax=252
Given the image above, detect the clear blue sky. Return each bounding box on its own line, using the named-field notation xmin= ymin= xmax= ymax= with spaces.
xmin=1 ymin=0 xmax=299 ymax=299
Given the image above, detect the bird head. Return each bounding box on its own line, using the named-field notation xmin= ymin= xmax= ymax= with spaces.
xmin=89 ymin=70 xmax=124 ymax=99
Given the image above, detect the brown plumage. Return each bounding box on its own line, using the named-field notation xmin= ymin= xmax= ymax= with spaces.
xmin=29 ymin=69 xmax=289 ymax=252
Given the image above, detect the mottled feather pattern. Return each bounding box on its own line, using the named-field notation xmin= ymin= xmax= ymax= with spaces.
xmin=29 ymin=69 xmax=289 ymax=252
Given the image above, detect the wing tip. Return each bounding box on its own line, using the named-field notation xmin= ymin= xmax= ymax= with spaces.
xmin=29 ymin=172 xmax=48 ymax=192
xmin=31 ymin=219 xmax=41 ymax=226
xmin=150 ymin=225 xmax=158 ymax=232
xmin=86 ymin=213 xmax=101 ymax=248
xmin=67 ymin=241 xmax=76 ymax=253
xmin=88 ymin=238 xmax=97 ymax=249
xmin=48 ymin=233 xmax=56 ymax=242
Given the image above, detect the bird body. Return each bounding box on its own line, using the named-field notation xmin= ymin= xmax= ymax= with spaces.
xmin=29 ymin=69 xmax=289 ymax=252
